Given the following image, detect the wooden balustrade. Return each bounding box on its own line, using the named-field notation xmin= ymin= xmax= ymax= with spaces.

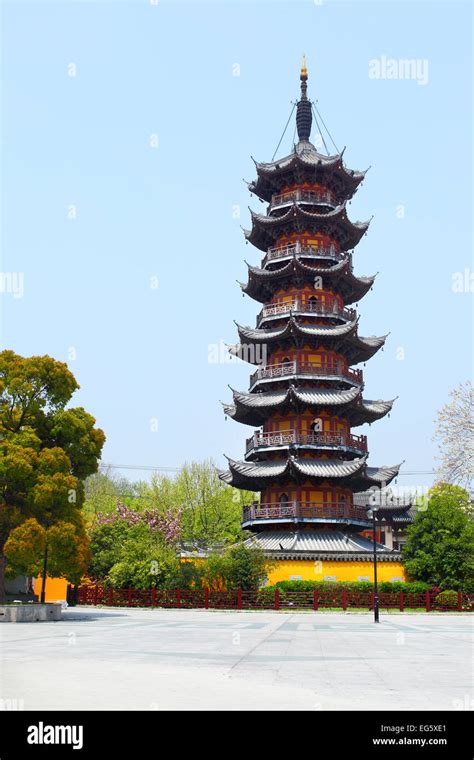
xmin=258 ymin=298 xmax=355 ymax=322
xmin=249 ymin=361 xmax=363 ymax=387
xmin=245 ymin=429 xmax=367 ymax=454
xmin=270 ymin=189 xmax=335 ymax=208
xmin=264 ymin=241 xmax=343 ymax=264
xmin=242 ymin=501 xmax=370 ymax=522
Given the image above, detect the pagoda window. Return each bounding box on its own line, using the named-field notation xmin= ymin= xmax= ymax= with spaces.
xmin=282 ymin=356 xmax=292 ymax=366
xmin=310 ymin=417 xmax=323 ymax=432
xmin=279 ymin=493 xmax=289 ymax=507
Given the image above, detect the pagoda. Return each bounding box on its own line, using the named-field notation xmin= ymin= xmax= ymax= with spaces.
xmin=220 ymin=60 xmax=405 ymax=583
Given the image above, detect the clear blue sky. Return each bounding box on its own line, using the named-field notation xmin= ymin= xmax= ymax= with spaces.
xmin=1 ymin=0 xmax=472 ymax=493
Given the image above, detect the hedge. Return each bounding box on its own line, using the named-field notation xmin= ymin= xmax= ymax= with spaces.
xmin=267 ymin=580 xmax=433 ymax=593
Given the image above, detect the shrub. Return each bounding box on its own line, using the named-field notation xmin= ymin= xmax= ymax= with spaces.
xmin=435 ymin=590 xmax=459 ymax=608
xmin=268 ymin=580 xmax=432 ymax=593
xmin=201 ymin=543 xmax=271 ymax=590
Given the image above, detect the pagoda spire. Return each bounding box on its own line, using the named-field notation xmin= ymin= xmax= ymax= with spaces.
xmin=296 ymin=54 xmax=312 ymax=142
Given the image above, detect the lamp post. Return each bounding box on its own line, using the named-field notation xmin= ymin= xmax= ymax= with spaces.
xmin=368 ymin=506 xmax=380 ymax=623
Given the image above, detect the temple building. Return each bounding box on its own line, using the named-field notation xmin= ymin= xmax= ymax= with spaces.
xmin=355 ymin=490 xmax=416 ymax=552
xmin=220 ymin=60 xmax=407 ymax=584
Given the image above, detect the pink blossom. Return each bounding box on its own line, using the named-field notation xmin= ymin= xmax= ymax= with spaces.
xmin=96 ymin=500 xmax=182 ymax=543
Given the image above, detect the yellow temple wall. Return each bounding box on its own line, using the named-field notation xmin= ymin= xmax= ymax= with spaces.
xmin=266 ymin=559 xmax=406 ymax=585
xmin=33 ymin=576 xmax=68 ymax=602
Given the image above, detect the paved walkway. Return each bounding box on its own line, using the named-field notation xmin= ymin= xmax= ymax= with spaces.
xmin=1 ymin=607 xmax=472 ymax=711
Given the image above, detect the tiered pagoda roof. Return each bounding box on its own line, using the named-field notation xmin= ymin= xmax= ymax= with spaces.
xmin=229 ymin=315 xmax=387 ymax=365
xmin=223 ymin=386 xmax=395 ymax=427
xmin=220 ymin=455 xmax=401 ymax=492
xmin=248 ymin=144 xmax=367 ymax=204
xmin=244 ymin=204 xmax=370 ymax=251
xmin=240 ymin=255 xmax=376 ymax=304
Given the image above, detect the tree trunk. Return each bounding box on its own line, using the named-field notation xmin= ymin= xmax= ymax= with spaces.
xmin=40 ymin=546 xmax=48 ymax=604
xmin=0 ymin=553 xmax=6 ymax=604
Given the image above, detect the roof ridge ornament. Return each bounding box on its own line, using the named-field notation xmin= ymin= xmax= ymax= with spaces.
xmin=296 ymin=56 xmax=312 ymax=142
xmin=301 ymin=53 xmax=308 ymax=81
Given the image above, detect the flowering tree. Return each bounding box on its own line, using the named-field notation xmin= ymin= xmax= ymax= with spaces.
xmin=433 ymin=381 xmax=473 ymax=490
xmin=96 ymin=500 xmax=182 ymax=544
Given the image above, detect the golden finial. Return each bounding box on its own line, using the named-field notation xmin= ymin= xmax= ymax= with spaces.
xmin=300 ymin=54 xmax=308 ymax=80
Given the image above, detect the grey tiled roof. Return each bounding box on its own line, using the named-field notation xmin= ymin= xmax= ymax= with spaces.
xmin=229 ymin=316 xmax=386 ymax=365
xmin=248 ymin=144 xmax=367 ymax=204
xmin=241 ymin=256 xmax=375 ymax=306
xmin=244 ymin=529 xmax=399 ymax=560
xmin=236 ymin=316 xmax=358 ymax=342
xmin=223 ymin=387 xmax=395 ymax=428
xmin=223 ymin=388 xmax=395 ymax=427
xmin=254 ymin=143 xmax=366 ymax=176
xmin=219 ymin=455 xmax=401 ymax=492
xmin=244 ymin=204 xmax=370 ymax=252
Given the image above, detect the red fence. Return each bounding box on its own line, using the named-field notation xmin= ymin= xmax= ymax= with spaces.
xmin=75 ymin=586 xmax=473 ymax=613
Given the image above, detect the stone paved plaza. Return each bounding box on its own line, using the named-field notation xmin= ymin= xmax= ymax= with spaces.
xmin=1 ymin=607 xmax=472 ymax=711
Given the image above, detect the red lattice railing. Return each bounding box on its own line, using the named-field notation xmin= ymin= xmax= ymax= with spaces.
xmin=75 ymin=586 xmax=473 ymax=613
xmin=249 ymin=361 xmax=363 ymax=388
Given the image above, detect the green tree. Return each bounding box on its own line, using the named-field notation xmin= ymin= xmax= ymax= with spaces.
xmin=201 ymin=543 xmax=271 ymax=591
xmin=88 ymin=521 xmax=131 ymax=580
xmin=84 ymin=461 xmax=254 ymax=548
xmin=88 ymin=518 xmax=201 ymax=590
xmin=83 ymin=469 xmax=133 ymax=525
xmin=0 ymin=351 xmax=105 ymax=601
xmin=4 ymin=518 xmax=89 ymax=586
xmin=170 ymin=460 xmax=250 ymax=546
xmin=402 ymin=483 xmax=474 ymax=590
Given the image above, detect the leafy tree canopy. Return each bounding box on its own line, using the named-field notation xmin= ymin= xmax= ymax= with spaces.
xmin=402 ymin=483 xmax=474 ymax=590
xmin=0 ymin=351 xmax=105 ymax=600
xmin=4 ymin=518 xmax=89 ymax=586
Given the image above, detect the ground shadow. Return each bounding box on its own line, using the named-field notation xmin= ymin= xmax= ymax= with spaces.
xmin=59 ymin=610 xmax=129 ymax=621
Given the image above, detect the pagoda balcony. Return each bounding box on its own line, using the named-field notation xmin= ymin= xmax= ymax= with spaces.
xmin=245 ymin=429 xmax=368 ymax=456
xmin=242 ymin=501 xmax=370 ymax=526
xmin=257 ymin=297 xmax=355 ymax=325
xmin=249 ymin=360 xmax=363 ymax=389
xmin=270 ymin=188 xmax=336 ymax=211
xmin=263 ymin=241 xmax=343 ymax=267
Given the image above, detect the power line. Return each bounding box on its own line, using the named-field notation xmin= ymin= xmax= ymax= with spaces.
xmin=100 ymin=462 xmax=181 ymax=473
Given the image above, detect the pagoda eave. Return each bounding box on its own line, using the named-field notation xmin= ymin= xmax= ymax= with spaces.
xmin=249 ymin=144 xmax=367 ymax=203
xmin=229 ymin=322 xmax=386 ymax=366
xmin=219 ymin=455 xmax=400 ymax=492
xmin=241 ymin=256 xmax=375 ymax=305
xmin=245 ymin=204 xmax=370 ymax=252
xmin=242 ymin=515 xmax=372 ymax=530
xmin=223 ymin=388 xmax=395 ymax=427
